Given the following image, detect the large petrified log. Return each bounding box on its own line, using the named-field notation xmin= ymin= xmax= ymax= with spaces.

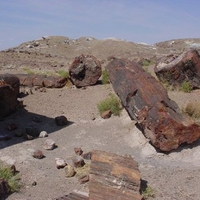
xmin=69 ymin=54 xmax=102 ymax=87
xmin=89 ymin=150 xmax=142 ymax=200
xmin=155 ymin=49 xmax=200 ymax=89
xmin=0 ymin=74 xmax=20 ymax=118
xmin=15 ymin=74 xmax=67 ymax=88
xmin=106 ymin=58 xmax=200 ymax=152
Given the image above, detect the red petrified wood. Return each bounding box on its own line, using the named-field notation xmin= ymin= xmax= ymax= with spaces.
xmin=106 ymin=58 xmax=200 ymax=152
xmin=89 ymin=150 xmax=142 ymax=200
xmin=155 ymin=49 xmax=200 ymax=89
xmin=69 ymin=54 xmax=102 ymax=87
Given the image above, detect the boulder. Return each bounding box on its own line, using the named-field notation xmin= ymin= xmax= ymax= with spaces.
xmin=0 ymin=178 xmax=10 ymax=197
xmin=155 ymin=49 xmax=200 ymax=89
xmin=0 ymin=74 xmax=20 ymax=118
xmin=106 ymin=58 xmax=200 ymax=152
xmin=69 ymin=54 xmax=102 ymax=87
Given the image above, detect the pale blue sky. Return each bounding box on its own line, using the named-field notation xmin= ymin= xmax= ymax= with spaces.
xmin=1 ymin=0 xmax=200 ymax=50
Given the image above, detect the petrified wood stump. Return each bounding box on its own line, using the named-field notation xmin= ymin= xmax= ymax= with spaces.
xmin=155 ymin=49 xmax=200 ymax=89
xmin=0 ymin=74 xmax=20 ymax=118
xmin=106 ymin=58 xmax=200 ymax=152
xmin=89 ymin=150 xmax=142 ymax=200
xmin=69 ymin=54 xmax=102 ymax=87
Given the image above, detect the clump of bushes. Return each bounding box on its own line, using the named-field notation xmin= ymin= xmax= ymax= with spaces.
xmin=142 ymin=186 xmax=155 ymax=199
xmin=97 ymin=94 xmax=121 ymax=116
xmin=182 ymin=101 xmax=200 ymax=124
xmin=0 ymin=162 xmax=21 ymax=193
xmin=57 ymin=70 xmax=69 ymax=78
xmin=101 ymin=69 xmax=110 ymax=84
xmin=180 ymin=81 xmax=192 ymax=93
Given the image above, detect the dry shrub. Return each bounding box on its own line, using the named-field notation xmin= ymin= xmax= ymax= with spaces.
xmin=182 ymin=101 xmax=200 ymax=123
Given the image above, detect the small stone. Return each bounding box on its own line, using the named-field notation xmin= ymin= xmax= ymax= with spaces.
xmin=81 ymin=152 xmax=92 ymax=160
xmin=74 ymin=147 xmax=83 ymax=156
xmin=55 ymin=158 xmax=67 ymax=169
xmin=14 ymin=129 xmax=25 ymax=137
xmin=101 ymin=110 xmax=112 ymax=119
xmin=55 ymin=115 xmax=68 ymax=126
xmin=64 ymin=165 xmax=76 ymax=177
xmin=32 ymin=181 xmax=37 ymax=186
xmin=78 ymin=175 xmax=89 ymax=184
xmin=32 ymin=150 xmax=44 ymax=159
xmin=72 ymin=156 xmax=85 ymax=168
xmin=43 ymin=139 xmax=56 ymax=150
xmin=7 ymin=123 xmax=17 ymax=131
xmin=25 ymin=127 xmax=40 ymax=138
xmin=39 ymin=131 xmax=48 ymax=138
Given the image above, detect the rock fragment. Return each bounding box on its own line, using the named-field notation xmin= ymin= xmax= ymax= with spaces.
xmin=43 ymin=139 xmax=56 ymax=150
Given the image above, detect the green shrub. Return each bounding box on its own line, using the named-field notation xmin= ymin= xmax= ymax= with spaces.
xmin=97 ymin=94 xmax=121 ymax=116
xmin=102 ymin=69 xmax=110 ymax=84
xmin=57 ymin=70 xmax=69 ymax=78
xmin=0 ymin=162 xmax=21 ymax=192
xmin=142 ymin=186 xmax=155 ymax=199
xmin=23 ymin=67 xmax=35 ymax=74
xmin=180 ymin=81 xmax=192 ymax=93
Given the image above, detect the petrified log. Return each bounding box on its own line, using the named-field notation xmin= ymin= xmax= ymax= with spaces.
xmin=106 ymin=58 xmax=200 ymax=152
xmin=15 ymin=74 xmax=67 ymax=88
xmin=89 ymin=150 xmax=142 ymax=200
xmin=0 ymin=74 xmax=20 ymax=118
xmin=69 ymin=54 xmax=102 ymax=87
xmin=155 ymin=49 xmax=200 ymax=89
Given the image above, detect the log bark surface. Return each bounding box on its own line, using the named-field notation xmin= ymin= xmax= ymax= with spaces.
xmin=106 ymin=58 xmax=200 ymax=152
xmin=0 ymin=74 xmax=20 ymax=118
xmin=89 ymin=150 xmax=142 ymax=200
xmin=155 ymin=49 xmax=200 ymax=89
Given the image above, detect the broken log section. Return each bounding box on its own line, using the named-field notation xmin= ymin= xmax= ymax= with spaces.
xmin=106 ymin=58 xmax=200 ymax=152
xmin=89 ymin=150 xmax=142 ymax=200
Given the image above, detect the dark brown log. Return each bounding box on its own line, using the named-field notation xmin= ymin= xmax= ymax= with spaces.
xmin=106 ymin=58 xmax=200 ymax=152
xmin=155 ymin=49 xmax=200 ymax=89
xmin=69 ymin=54 xmax=102 ymax=87
xmin=0 ymin=74 xmax=20 ymax=118
xmin=89 ymin=150 xmax=142 ymax=200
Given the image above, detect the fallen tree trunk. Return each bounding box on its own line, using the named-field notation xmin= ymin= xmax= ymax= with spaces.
xmin=106 ymin=58 xmax=200 ymax=152
xmin=89 ymin=150 xmax=142 ymax=200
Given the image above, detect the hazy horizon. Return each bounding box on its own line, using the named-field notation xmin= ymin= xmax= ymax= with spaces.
xmin=1 ymin=0 xmax=200 ymax=50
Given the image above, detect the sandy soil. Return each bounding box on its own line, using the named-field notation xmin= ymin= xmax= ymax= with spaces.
xmin=0 ymin=82 xmax=200 ymax=200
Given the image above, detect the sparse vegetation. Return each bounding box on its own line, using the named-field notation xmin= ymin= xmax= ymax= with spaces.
xmin=180 ymin=81 xmax=192 ymax=93
xmin=142 ymin=186 xmax=155 ymax=199
xmin=97 ymin=94 xmax=121 ymax=116
xmin=0 ymin=162 xmax=21 ymax=192
xmin=182 ymin=101 xmax=200 ymax=124
xmin=141 ymin=59 xmax=155 ymax=67
xmin=23 ymin=67 xmax=35 ymax=74
xmin=57 ymin=70 xmax=69 ymax=78
xmin=101 ymin=69 xmax=110 ymax=84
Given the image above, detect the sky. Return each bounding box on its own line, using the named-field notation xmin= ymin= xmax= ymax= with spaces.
xmin=1 ymin=0 xmax=200 ymax=50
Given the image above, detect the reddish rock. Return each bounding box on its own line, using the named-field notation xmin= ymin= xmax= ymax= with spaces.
xmin=74 ymin=147 xmax=83 ymax=156
xmin=55 ymin=115 xmax=68 ymax=126
xmin=43 ymin=76 xmax=67 ymax=88
xmin=69 ymin=54 xmax=102 ymax=87
xmin=101 ymin=110 xmax=112 ymax=119
xmin=106 ymin=58 xmax=200 ymax=152
xmin=33 ymin=150 xmax=44 ymax=159
xmin=78 ymin=175 xmax=89 ymax=184
xmin=155 ymin=49 xmax=200 ymax=89
xmin=72 ymin=156 xmax=85 ymax=168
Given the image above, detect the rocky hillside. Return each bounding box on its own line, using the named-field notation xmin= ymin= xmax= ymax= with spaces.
xmin=1 ymin=36 xmax=200 ymax=75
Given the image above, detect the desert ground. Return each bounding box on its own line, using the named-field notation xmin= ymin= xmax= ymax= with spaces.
xmin=1 ymin=36 xmax=200 ymax=200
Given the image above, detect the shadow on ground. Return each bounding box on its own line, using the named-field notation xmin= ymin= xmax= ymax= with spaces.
xmin=0 ymin=105 xmax=74 ymax=150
